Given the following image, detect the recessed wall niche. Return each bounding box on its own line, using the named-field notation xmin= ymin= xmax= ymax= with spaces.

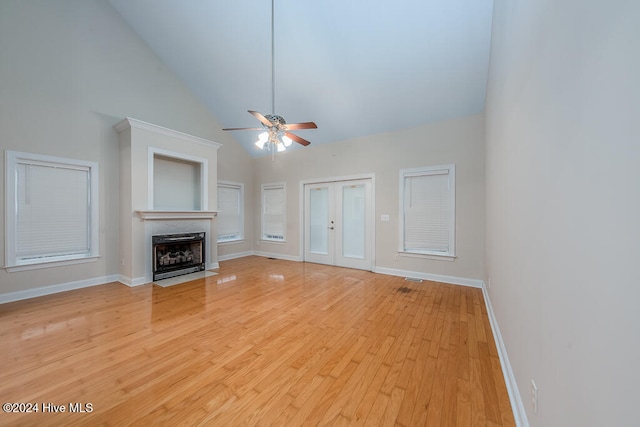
xmin=153 ymin=153 xmax=202 ymax=210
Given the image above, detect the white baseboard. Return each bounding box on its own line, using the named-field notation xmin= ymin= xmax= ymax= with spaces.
xmin=253 ymin=251 xmax=302 ymax=262
xmin=218 ymin=251 xmax=254 ymax=262
xmin=481 ymin=282 xmax=529 ymax=427
xmin=374 ymin=266 xmax=483 ymax=288
xmin=0 ymin=274 xmax=120 ymax=304
xmin=118 ymin=275 xmax=147 ymax=287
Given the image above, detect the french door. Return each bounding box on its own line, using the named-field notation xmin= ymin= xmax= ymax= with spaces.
xmin=304 ymin=179 xmax=372 ymax=270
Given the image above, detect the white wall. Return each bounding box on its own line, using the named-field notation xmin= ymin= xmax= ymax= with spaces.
xmin=253 ymin=114 xmax=485 ymax=283
xmin=0 ymin=0 xmax=253 ymax=297
xmin=485 ymin=0 xmax=640 ymax=425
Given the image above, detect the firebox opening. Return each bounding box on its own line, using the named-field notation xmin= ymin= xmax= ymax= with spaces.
xmin=152 ymin=232 xmax=205 ymax=281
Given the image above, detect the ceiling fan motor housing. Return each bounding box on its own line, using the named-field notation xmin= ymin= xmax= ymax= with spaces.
xmin=265 ymin=114 xmax=286 ymax=126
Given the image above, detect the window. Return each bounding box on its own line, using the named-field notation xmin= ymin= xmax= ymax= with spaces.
xmin=5 ymin=151 xmax=99 ymax=270
xmin=261 ymin=183 xmax=286 ymax=241
xmin=400 ymin=164 xmax=455 ymax=258
xmin=217 ymin=181 xmax=243 ymax=242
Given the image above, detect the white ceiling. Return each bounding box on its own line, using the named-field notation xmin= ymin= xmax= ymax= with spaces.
xmin=108 ymin=0 xmax=494 ymax=157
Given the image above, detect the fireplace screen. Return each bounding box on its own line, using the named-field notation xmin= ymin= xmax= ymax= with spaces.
xmin=152 ymin=232 xmax=205 ymax=281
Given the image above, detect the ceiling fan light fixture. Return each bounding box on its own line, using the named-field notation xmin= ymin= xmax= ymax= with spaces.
xmin=221 ymin=0 xmax=316 ymax=157
xmin=255 ymin=131 xmax=269 ymax=149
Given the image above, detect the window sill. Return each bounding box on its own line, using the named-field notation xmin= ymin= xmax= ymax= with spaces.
xmin=398 ymin=251 xmax=456 ymax=262
xmin=5 ymin=255 xmax=100 ymax=273
xmin=260 ymin=239 xmax=286 ymax=244
xmin=217 ymin=239 xmax=244 ymax=245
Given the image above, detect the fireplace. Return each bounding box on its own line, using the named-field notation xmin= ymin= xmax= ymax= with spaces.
xmin=152 ymin=232 xmax=205 ymax=281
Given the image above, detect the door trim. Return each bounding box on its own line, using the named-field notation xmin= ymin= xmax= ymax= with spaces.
xmin=299 ymin=173 xmax=375 ymax=270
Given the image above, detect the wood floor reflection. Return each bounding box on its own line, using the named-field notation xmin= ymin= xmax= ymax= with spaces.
xmin=0 ymin=256 xmax=515 ymax=426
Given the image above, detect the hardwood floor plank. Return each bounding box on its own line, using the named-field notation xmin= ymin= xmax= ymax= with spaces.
xmin=362 ymin=390 xmax=391 ymax=426
xmin=353 ymin=363 xmax=392 ymax=424
xmin=305 ymin=360 xmax=359 ymax=422
xmin=380 ymin=325 xmax=416 ymax=395
xmin=457 ymin=378 xmax=473 ymax=427
xmin=341 ymin=336 xmax=395 ymax=421
xmin=0 ymin=256 xmax=515 ymax=426
xmin=397 ymin=338 xmax=432 ymax=425
xmin=381 ymin=386 xmax=406 ymax=426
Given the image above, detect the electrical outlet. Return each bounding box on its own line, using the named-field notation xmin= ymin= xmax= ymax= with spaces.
xmin=531 ymin=379 xmax=538 ymax=413
xmin=488 ymin=278 xmax=491 ymax=289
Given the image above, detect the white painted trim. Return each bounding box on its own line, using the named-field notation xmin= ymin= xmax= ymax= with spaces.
xmin=117 ymin=275 xmax=147 ymax=287
xmin=0 ymin=274 xmax=120 ymax=304
xmin=261 ymin=182 xmax=287 ymax=242
xmin=300 ymin=173 xmax=376 ymax=186
xmin=399 ymin=164 xmax=456 ymax=258
xmin=217 ymin=180 xmax=245 ymax=242
xmin=135 ymin=210 xmax=217 ymax=220
xmin=218 ymin=251 xmax=254 ymax=262
xmin=481 ymin=282 xmax=530 ymax=427
xmin=217 ymin=250 xmax=302 ymax=263
xmin=398 ymin=251 xmax=456 ymax=262
xmin=5 ymin=256 xmax=99 ymax=273
xmin=117 ymin=275 xmax=134 ymax=287
xmin=5 ymin=150 xmax=100 ymax=270
xmin=374 ymin=266 xmax=483 ymax=288
xmin=253 ymin=251 xmax=302 ymax=262
xmin=114 ymin=117 xmax=222 ymax=149
xmin=298 ymin=174 xmax=376 ymax=270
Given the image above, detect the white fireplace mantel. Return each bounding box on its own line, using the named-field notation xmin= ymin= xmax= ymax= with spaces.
xmin=114 ymin=117 xmax=221 ymax=286
xmin=136 ymin=210 xmax=217 ymax=221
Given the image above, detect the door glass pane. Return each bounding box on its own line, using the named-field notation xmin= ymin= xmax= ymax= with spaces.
xmin=309 ymin=187 xmax=328 ymax=254
xmin=342 ymin=184 xmax=365 ymax=259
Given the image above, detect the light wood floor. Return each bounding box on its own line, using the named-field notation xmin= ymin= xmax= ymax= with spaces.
xmin=0 ymin=256 xmax=515 ymax=426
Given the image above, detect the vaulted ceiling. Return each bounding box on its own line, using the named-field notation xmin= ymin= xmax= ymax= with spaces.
xmin=108 ymin=0 xmax=494 ymax=157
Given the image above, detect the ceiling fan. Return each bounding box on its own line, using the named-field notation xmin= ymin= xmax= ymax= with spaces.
xmin=222 ymin=0 xmax=317 ymax=155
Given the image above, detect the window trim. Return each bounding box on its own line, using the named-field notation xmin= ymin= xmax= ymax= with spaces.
xmin=261 ymin=182 xmax=286 ymax=242
xmin=216 ymin=180 xmax=244 ymax=243
xmin=5 ymin=150 xmax=100 ymax=271
xmin=399 ymin=164 xmax=456 ymax=259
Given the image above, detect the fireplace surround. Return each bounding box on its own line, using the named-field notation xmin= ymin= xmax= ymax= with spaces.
xmin=114 ymin=117 xmax=221 ymax=286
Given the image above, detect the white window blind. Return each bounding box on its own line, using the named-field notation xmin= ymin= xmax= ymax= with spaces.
xmin=217 ymin=182 xmax=243 ymax=242
xmin=401 ymin=165 xmax=455 ymax=257
xmin=262 ymin=184 xmax=285 ymax=241
xmin=6 ymin=151 xmax=99 ymax=269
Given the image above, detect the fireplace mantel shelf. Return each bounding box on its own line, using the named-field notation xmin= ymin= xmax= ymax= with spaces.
xmin=135 ymin=210 xmax=217 ymax=221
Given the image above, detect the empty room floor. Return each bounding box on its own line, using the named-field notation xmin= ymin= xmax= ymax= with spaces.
xmin=0 ymin=256 xmax=515 ymax=426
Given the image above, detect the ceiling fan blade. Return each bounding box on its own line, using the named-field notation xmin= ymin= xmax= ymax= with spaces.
xmin=222 ymin=127 xmax=264 ymax=131
xmin=284 ymin=122 xmax=318 ymax=130
xmin=285 ymin=131 xmax=311 ymax=146
xmin=248 ymin=110 xmax=273 ymax=127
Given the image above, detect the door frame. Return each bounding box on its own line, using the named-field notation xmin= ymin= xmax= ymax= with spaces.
xmin=299 ymin=173 xmax=376 ymax=270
